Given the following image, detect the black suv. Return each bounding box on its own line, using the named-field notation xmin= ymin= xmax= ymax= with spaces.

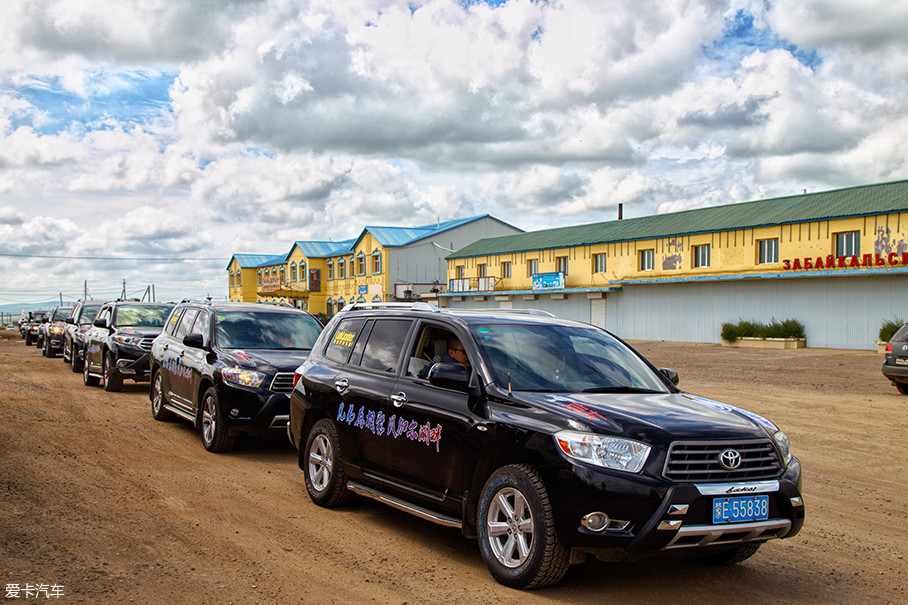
xmin=288 ymin=303 xmax=805 ymax=589
xmin=40 ymin=305 xmax=73 ymax=357
xmin=881 ymin=322 xmax=908 ymax=393
xmin=149 ymin=301 xmax=324 ymax=452
xmin=83 ymin=301 xmax=174 ymax=391
xmin=63 ymin=301 xmax=103 ymax=372
xmin=24 ymin=310 xmax=49 ymax=346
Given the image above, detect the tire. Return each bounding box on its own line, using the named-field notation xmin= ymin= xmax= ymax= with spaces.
xmin=477 ymin=464 xmax=570 ymax=589
xmin=83 ymin=355 xmax=99 ymax=386
xmin=41 ymin=339 xmax=49 ymax=357
xmin=200 ymin=387 xmax=235 ymax=452
xmin=303 ymin=418 xmax=353 ymax=507
xmin=25 ymin=334 xmax=32 ymax=346
xmin=102 ymin=351 xmax=123 ymax=392
xmin=45 ymin=338 xmax=55 ymax=358
xmin=150 ymin=370 xmax=175 ymax=421
xmin=896 ymin=382 xmax=908 ymax=395
xmin=700 ymin=542 xmax=762 ymax=565
xmin=70 ymin=346 xmax=83 ymax=373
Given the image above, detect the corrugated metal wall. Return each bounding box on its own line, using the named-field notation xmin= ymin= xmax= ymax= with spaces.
xmin=603 ymin=275 xmax=908 ymax=350
xmin=446 ymin=274 xmax=908 ymax=350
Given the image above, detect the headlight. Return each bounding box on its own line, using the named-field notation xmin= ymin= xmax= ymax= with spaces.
xmin=554 ymin=430 xmax=651 ymax=473
xmin=112 ymin=334 xmax=143 ymax=345
xmin=772 ymin=430 xmax=791 ymax=464
xmin=222 ymin=367 xmax=266 ymax=388
xmin=51 ymin=325 xmax=65 ymax=335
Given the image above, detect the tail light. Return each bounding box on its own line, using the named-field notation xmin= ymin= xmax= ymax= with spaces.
xmin=292 ymin=368 xmax=304 ymax=389
xmin=886 ymin=343 xmax=893 ymax=352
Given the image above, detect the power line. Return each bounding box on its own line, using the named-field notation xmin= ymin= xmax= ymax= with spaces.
xmin=0 ymin=252 xmax=224 ymax=261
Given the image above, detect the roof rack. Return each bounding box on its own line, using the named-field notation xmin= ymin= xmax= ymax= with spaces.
xmin=343 ymin=302 xmax=440 ymax=313
xmin=180 ymin=298 xmax=214 ymax=305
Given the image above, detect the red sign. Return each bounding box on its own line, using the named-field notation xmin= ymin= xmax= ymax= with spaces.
xmin=782 ymin=252 xmax=908 ymax=271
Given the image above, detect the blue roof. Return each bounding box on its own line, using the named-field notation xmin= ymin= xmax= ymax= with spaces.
xmin=227 ymin=254 xmax=286 ymax=270
xmin=291 ymin=239 xmax=356 ymax=258
xmin=355 ymin=215 xmax=520 ymax=249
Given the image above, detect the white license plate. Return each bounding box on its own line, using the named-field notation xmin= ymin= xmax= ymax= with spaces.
xmin=895 ymin=358 xmax=908 ymax=366
xmin=712 ymin=495 xmax=769 ymax=524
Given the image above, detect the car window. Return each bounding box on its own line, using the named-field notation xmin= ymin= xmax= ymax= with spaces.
xmin=359 ymin=319 xmax=412 ymax=373
xmin=114 ymin=306 xmax=172 ymax=328
xmin=174 ymin=310 xmax=198 ymax=341
xmin=215 ymin=311 xmax=322 ymax=350
xmin=324 ymin=318 xmax=367 ymax=363
xmin=52 ymin=308 xmax=72 ymax=321
xmin=472 ymin=322 xmax=669 ymax=393
xmin=190 ymin=311 xmax=210 ymax=347
xmin=79 ymin=305 xmax=102 ymax=324
xmin=405 ymin=324 xmax=463 ymax=378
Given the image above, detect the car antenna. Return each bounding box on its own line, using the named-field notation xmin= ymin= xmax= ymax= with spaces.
xmin=507 ymin=372 xmax=512 ymax=396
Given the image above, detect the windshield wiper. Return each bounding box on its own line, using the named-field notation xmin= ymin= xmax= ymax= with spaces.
xmin=581 ymin=386 xmax=663 ymax=394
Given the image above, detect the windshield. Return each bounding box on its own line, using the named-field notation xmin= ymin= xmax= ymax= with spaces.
xmin=472 ymin=323 xmax=670 ymax=393
xmin=52 ymin=308 xmax=73 ymax=321
xmin=79 ymin=305 xmax=102 ymax=324
xmin=215 ymin=311 xmax=323 ymax=350
xmin=114 ymin=306 xmax=172 ymax=328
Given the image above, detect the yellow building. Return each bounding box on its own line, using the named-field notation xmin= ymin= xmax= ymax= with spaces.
xmin=444 ymin=180 xmax=908 ymax=350
xmin=227 ymin=215 xmax=522 ymax=316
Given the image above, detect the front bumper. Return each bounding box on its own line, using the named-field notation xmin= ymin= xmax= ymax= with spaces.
xmin=217 ymin=384 xmax=291 ymax=434
xmin=113 ymin=348 xmax=152 ymax=381
xmin=546 ymin=456 xmax=804 ymax=558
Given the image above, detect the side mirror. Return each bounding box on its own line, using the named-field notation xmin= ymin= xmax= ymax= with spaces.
xmin=182 ymin=333 xmax=205 ymax=349
xmin=65 ymin=317 xmax=75 ymax=325
xmin=93 ymin=318 xmax=108 ymax=329
xmin=428 ymin=362 xmax=471 ymax=391
xmin=660 ymin=368 xmax=679 ymax=385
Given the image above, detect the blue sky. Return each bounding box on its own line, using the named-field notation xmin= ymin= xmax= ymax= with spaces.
xmin=2 ymin=0 xmax=908 ymax=308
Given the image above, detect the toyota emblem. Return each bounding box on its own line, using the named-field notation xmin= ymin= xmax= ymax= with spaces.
xmin=718 ymin=449 xmax=742 ymax=470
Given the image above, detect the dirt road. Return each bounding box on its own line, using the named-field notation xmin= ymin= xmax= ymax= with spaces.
xmin=0 ymin=332 xmax=904 ymax=604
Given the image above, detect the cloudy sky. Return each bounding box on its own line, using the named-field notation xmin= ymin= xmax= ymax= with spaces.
xmin=2 ymin=0 xmax=907 ymax=308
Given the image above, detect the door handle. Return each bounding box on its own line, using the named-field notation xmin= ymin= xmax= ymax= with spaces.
xmin=390 ymin=391 xmax=407 ymax=408
xmin=334 ymin=378 xmax=349 ymax=393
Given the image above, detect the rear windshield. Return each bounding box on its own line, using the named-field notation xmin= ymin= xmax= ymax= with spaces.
xmin=114 ymin=306 xmax=172 ymax=328
xmin=215 ymin=311 xmax=323 ymax=350
xmin=892 ymin=324 xmax=908 ymax=342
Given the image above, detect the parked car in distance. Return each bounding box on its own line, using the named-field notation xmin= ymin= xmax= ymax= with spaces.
xmin=149 ymin=300 xmax=324 ymax=452
xmin=41 ymin=305 xmax=73 ymax=358
xmin=24 ymin=311 xmax=49 ymax=346
xmin=83 ymin=300 xmax=174 ymax=391
xmin=289 ymin=303 xmax=805 ymax=589
xmin=881 ymin=322 xmax=908 ymax=394
xmin=63 ymin=301 xmax=103 ymax=372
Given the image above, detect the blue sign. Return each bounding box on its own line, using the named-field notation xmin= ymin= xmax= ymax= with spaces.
xmin=532 ymin=272 xmax=565 ymax=290
xmin=358 ymin=285 xmax=368 ymax=294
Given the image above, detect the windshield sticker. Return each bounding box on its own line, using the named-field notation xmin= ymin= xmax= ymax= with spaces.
xmin=331 ymin=330 xmax=357 ymax=348
xmin=685 ymin=395 xmax=778 ymax=431
xmin=337 ymin=402 xmax=442 ymax=452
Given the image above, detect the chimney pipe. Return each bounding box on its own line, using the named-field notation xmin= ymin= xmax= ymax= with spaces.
xmin=618 ymin=203 xmax=623 ymax=220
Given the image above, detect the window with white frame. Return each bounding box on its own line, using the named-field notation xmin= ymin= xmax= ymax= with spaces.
xmin=456 ymin=265 xmax=465 ymax=279
xmin=257 ymin=269 xmax=263 ymax=285
xmin=229 ymin=273 xmax=235 ymax=288
xmin=337 ymin=259 xmax=346 ymax=279
xmin=556 ymin=256 xmax=568 ymax=275
xmin=478 ymin=263 xmax=487 ymax=278
xmin=593 ymin=253 xmax=607 ymax=273
xmin=327 ymin=261 xmax=334 ymax=280
xmin=356 ymin=252 xmax=366 ymax=276
xmin=835 ymin=231 xmax=860 ymax=257
xmin=639 ymin=250 xmax=654 ymax=271
xmin=693 ymin=244 xmax=710 ymax=268
xmin=757 ymin=239 xmax=779 ymax=264
xmin=290 ymin=263 xmax=297 ymax=281
xmin=235 ymin=271 xmax=241 ymax=287
xmin=528 ymin=259 xmax=538 ymax=276
xmin=371 ymin=250 xmax=382 ymax=274
xmin=501 ymin=261 xmax=511 ymax=279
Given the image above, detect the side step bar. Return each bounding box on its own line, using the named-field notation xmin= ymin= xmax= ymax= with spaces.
xmin=346 ymin=481 xmax=462 ymax=529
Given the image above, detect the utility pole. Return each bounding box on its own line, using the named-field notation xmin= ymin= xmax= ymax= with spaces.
xmin=121 ymin=279 xmax=126 ymax=300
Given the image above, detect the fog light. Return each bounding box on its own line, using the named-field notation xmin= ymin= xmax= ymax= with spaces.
xmin=581 ymin=512 xmax=610 ymax=532
xmin=230 ymin=408 xmax=240 ymax=417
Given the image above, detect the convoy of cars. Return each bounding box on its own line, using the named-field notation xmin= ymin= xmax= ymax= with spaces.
xmin=12 ymin=298 xmax=818 ymax=589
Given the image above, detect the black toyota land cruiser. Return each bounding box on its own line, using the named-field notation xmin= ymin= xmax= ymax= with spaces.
xmin=149 ymin=300 xmax=324 ymax=452
xmin=63 ymin=300 xmax=103 ymax=372
xmin=288 ymin=303 xmax=804 ymax=589
xmin=82 ymin=300 xmax=174 ymax=391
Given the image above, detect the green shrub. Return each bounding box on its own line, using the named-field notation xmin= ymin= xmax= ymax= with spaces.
xmin=721 ymin=318 xmax=805 ymax=342
xmin=879 ymin=318 xmax=904 ymax=342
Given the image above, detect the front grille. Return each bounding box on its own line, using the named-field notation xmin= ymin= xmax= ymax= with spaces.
xmin=138 ymin=338 xmax=155 ymax=352
xmin=663 ymin=439 xmax=782 ymax=482
xmin=269 ymin=372 xmax=295 ymax=393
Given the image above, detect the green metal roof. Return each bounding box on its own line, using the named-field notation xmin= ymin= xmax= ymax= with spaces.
xmin=449 ymin=179 xmax=908 ymax=259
